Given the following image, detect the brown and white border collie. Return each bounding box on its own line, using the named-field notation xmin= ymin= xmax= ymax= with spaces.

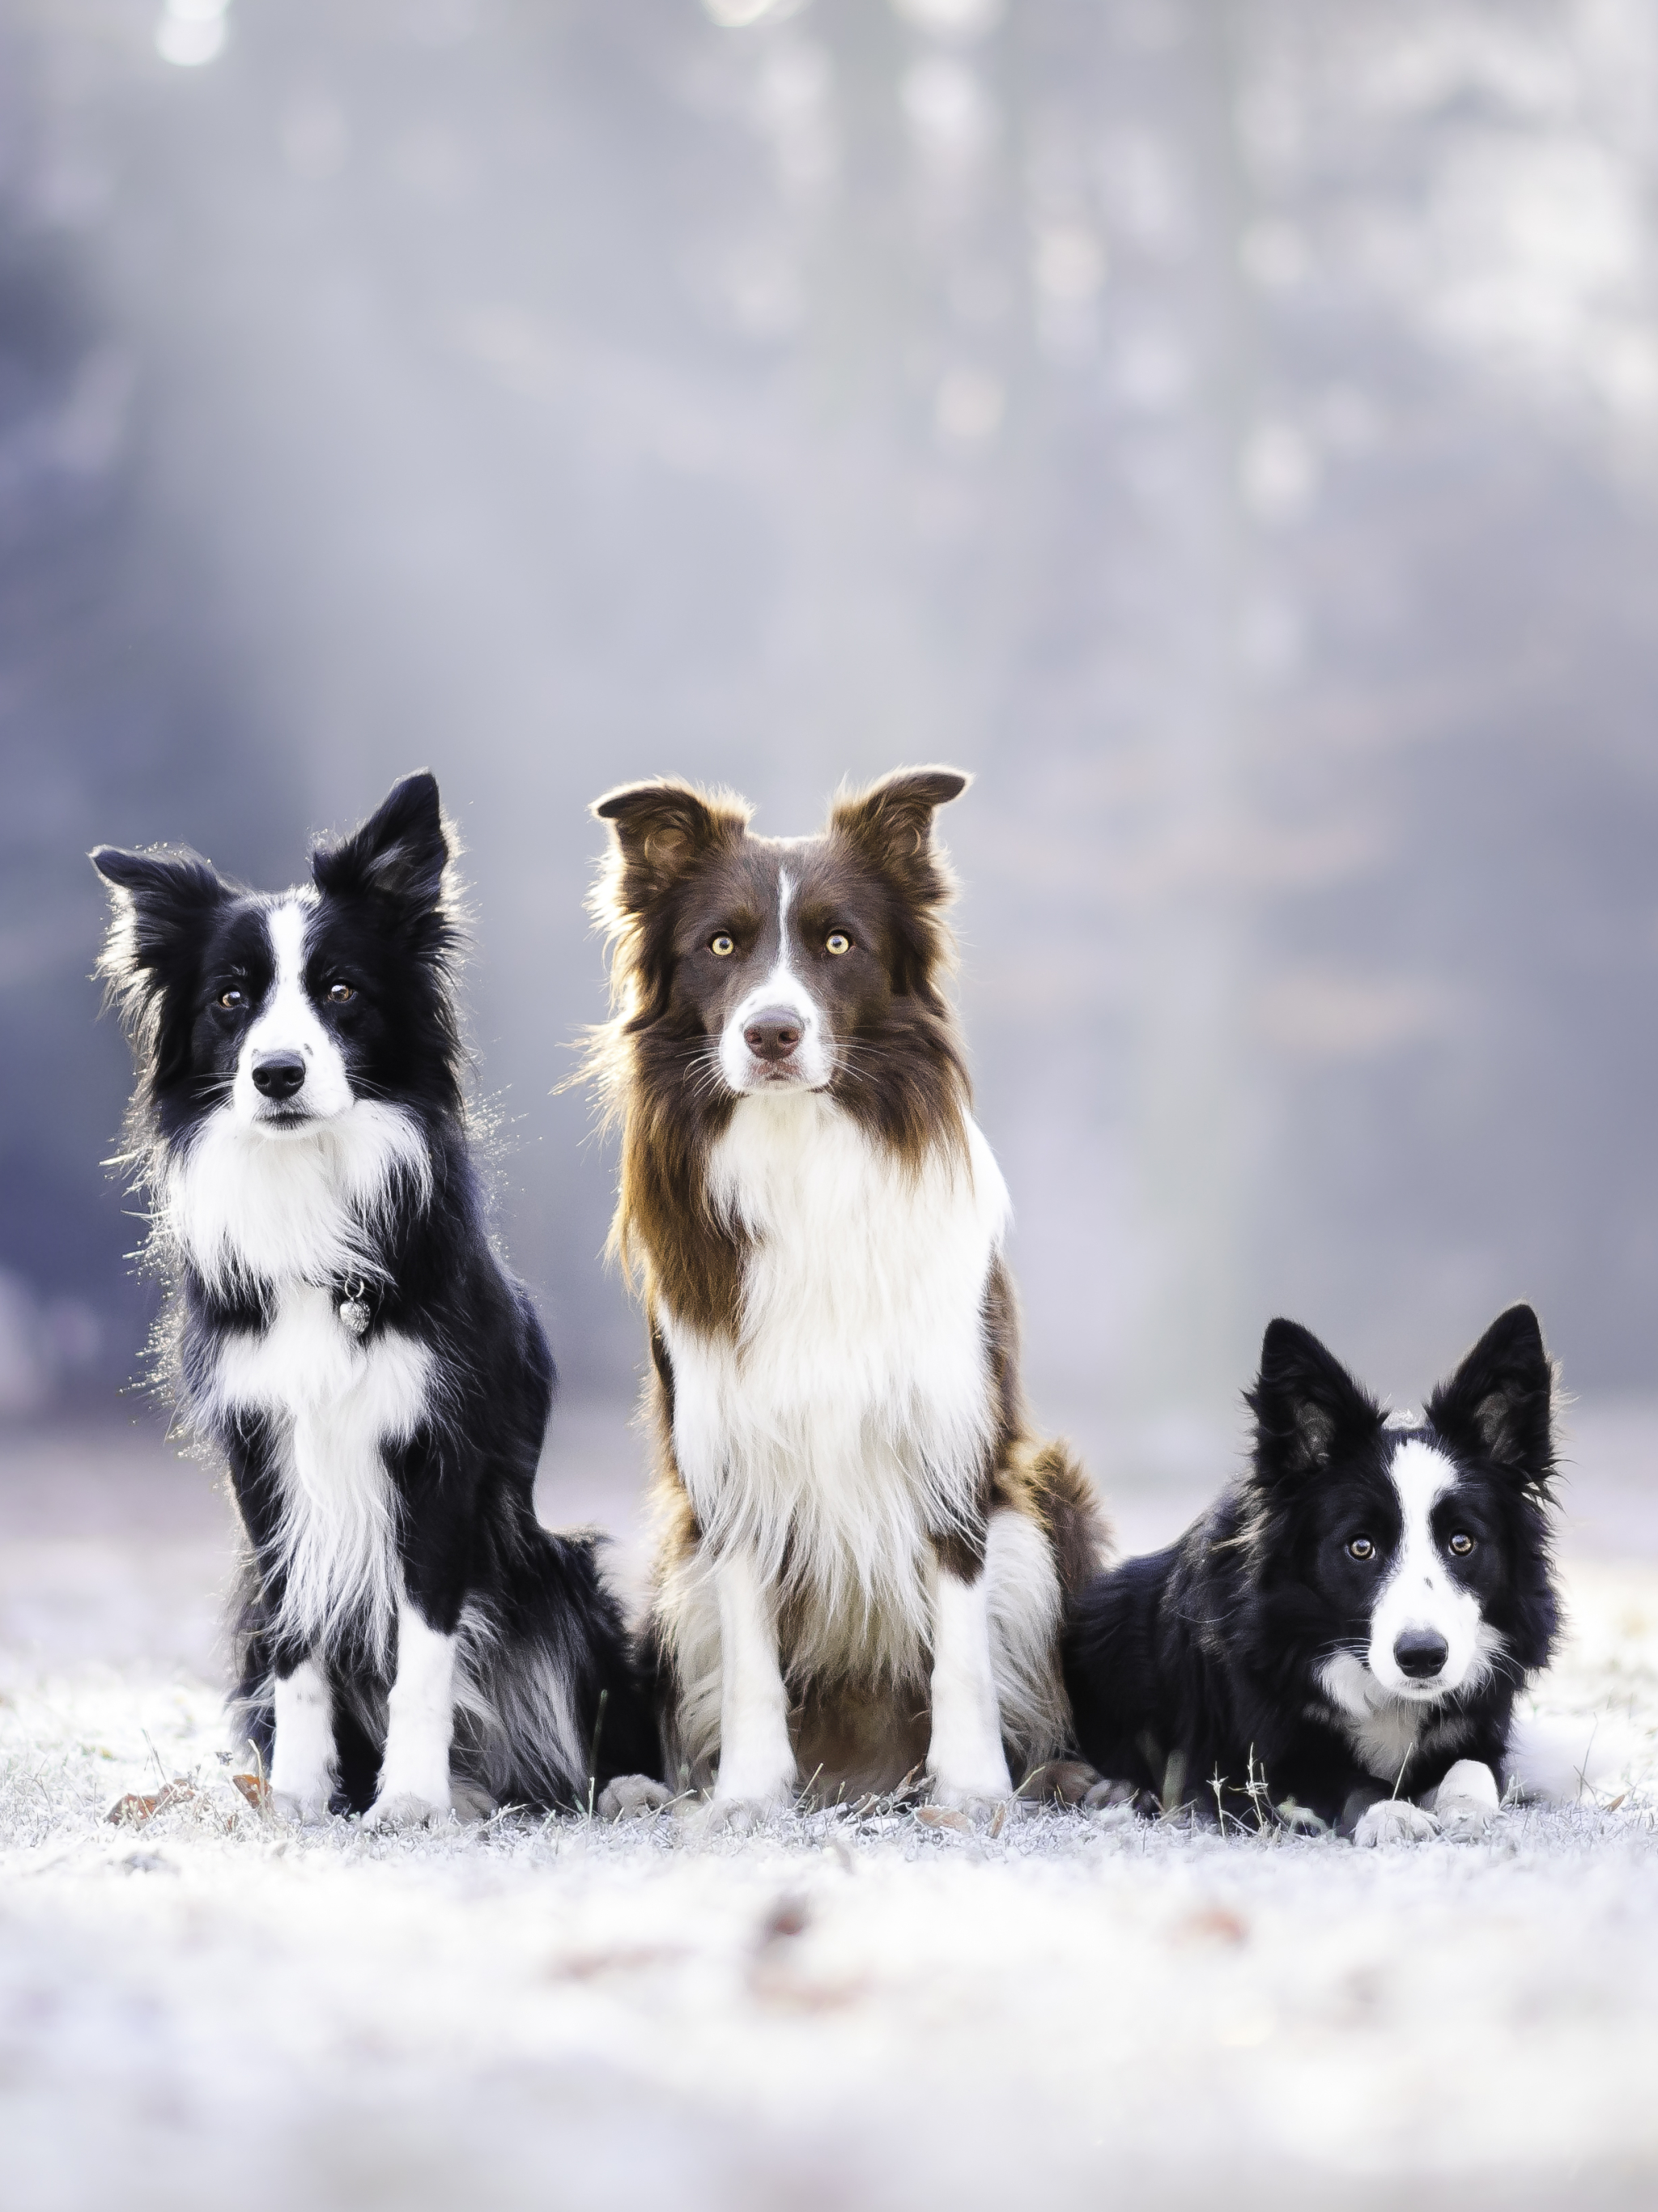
xmin=586 ymin=766 xmax=1106 ymax=1819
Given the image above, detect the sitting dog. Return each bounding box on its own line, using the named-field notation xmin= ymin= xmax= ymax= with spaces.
xmin=1063 ymin=1305 xmax=1561 ymax=1843
xmin=585 ymin=766 xmax=1105 ymax=1817
xmin=95 ymin=772 xmax=655 ymax=1824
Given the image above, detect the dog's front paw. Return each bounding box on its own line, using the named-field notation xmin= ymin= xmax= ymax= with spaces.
xmin=597 ymin=1774 xmax=674 ymax=1821
xmin=363 ymin=1789 xmax=452 ymax=1831
xmin=1354 ymin=1797 xmax=1440 ymax=1848
xmin=928 ymin=1779 xmax=1012 ymax=1829
xmin=270 ymin=1789 xmax=333 ymax=1827
xmin=705 ymin=1793 xmax=790 ymax=1836
xmin=1429 ymin=1759 xmax=1501 ymax=1840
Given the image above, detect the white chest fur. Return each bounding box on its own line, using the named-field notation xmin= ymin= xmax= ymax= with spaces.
xmin=164 ymin=1101 xmax=430 ymax=1297
xmin=660 ymin=1092 xmax=1010 ymax=1653
xmin=205 ymin=1284 xmax=432 ymax=1664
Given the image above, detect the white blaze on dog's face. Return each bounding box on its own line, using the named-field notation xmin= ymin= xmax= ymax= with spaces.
xmin=1363 ymin=1438 xmax=1491 ymax=1699
xmin=715 ymin=868 xmax=836 ymax=1095
xmin=231 ymin=899 xmax=356 ymax=1131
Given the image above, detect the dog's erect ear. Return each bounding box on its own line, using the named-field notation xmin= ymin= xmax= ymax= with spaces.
xmin=591 ymin=779 xmax=750 ymax=916
xmin=1426 ymin=1304 xmax=1555 ymax=1487
xmin=830 ymin=766 xmax=969 ymax=901
xmin=92 ymin=846 xmax=228 ymax=968
xmin=312 ymin=772 xmax=452 ymax=913
xmin=1248 ymin=1317 xmax=1383 ymax=1480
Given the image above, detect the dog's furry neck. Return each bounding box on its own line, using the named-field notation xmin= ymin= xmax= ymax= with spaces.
xmin=161 ymin=1104 xmax=433 ymax=1299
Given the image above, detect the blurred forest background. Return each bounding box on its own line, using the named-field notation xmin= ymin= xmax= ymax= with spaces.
xmin=3 ymin=0 xmax=1658 ymax=1480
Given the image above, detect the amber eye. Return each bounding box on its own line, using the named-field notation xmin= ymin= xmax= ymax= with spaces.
xmin=709 ymin=933 xmax=735 ymax=958
xmin=826 ymin=930 xmax=852 ymax=956
xmin=1346 ymin=1535 xmax=1375 ymax=1563
xmin=217 ymin=987 xmax=246 ymax=1011
xmin=326 ymin=981 xmax=355 ymax=1004
xmin=1448 ymin=1531 xmax=1475 ymax=1557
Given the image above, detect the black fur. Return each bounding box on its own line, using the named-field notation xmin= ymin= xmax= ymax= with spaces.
xmin=1063 ymin=1306 xmax=1560 ymax=1833
xmin=95 ymin=774 xmax=657 ymax=1814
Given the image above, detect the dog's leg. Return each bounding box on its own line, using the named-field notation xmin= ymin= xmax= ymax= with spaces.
xmin=710 ymin=1550 xmax=795 ymax=1823
xmin=1424 ymin=1757 xmax=1501 ymax=1837
xmin=926 ymin=1552 xmax=1014 ymax=1818
xmin=363 ymin=1600 xmax=457 ymax=1830
xmin=270 ymin=1656 xmax=337 ymax=1823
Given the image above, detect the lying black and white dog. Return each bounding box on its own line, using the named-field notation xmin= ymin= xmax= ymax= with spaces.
xmin=1064 ymin=1306 xmax=1561 ymax=1843
xmin=94 ymin=773 xmax=655 ymax=1824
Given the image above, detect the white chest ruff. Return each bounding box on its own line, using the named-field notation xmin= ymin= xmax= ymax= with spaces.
xmin=661 ymin=1095 xmax=1010 ymax=1661
xmin=206 ymin=1285 xmax=432 ymax=1662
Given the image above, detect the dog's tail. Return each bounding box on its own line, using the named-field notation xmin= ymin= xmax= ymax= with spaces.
xmin=226 ymin=1548 xmax=274 ymax=1775
xmin=452 ymin=1523 xmax=664 ymax=1814
xmin=1505 ymin=1707 xmax=1641 ymax=1802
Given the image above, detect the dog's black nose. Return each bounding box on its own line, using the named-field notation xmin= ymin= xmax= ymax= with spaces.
xmin=252 ymin=1053 xmax=307 ymax=1100
xmin=744 ymin=1008 xmax=803 ymax=1064
xmin=1393 ymin=1629 xmax=1449 ymax=1680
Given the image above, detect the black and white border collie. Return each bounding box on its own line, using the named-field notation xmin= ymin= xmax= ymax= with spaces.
xmin=94 ymin=773 xmax=654 ymax=1824
xmin=586 ymin=767 xmax=1105 ymax=1819
xmin=1064 ymin=1306 xmax=1561 ymax=1843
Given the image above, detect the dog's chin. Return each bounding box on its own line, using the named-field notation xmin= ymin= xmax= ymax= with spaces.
xmin=247 ymin=1107 xmax=331 ymax=1138
xmin=1372 ymin=1670 xmax=1461 ymax=1707
xmin=733 ymin=1061 xmax=826 ymax=1096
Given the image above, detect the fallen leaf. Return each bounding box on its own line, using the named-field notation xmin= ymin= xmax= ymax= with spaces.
xmin=547 ymin=1946 xmax=687 ymax=1981
xmin=757 ymin=1895 xmax=810 ymax=1946
xmin=105 ymin=1780 xmax=196 ymax=1828
xmin=1173 ymin=1904 xmax=1249 ymax=1947
xmin=232 ymin=1773 xmax=272 ymax=1813
xmin=915 ymin=1806 xmax=971 ymax=1832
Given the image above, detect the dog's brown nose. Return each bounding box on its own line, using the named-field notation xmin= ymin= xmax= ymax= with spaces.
xmin=744 ymin=1008 xmax=803 ymax=1063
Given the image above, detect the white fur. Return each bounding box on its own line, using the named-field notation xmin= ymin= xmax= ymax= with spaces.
xmin=208 ymin=1285 xmax=432 ymax=1666
xmin=983 ymin=1502 xmax=1069 ymax=1766
xmin=1506 ymin=1712 xmax=1630 ymax=1802
xmin=663 ymin=1093 xmax=1008 ymax=1681
xmin=1425 ymin=1757 xmax=1500 ymax=1836
xmin=236 ymin=899 xmax=355 ymax=1124
xmin=717 ymin=870 xmax=835 ymax=1093
xmin=165 ymin=1100 xmax=431 ymax=1298
xmin=1354 ymin=1797 xmax=1440 ymax=1848
xmin=927 ymin=1559 xmax=1013 ymax=1806
xmin=1317 ymin=1652 xmax=1434 ymax=1782
xmin=657 ymin=1090 xmax=1069 ymax=1791
xmin=1368 ymin=1440 xmax=1494 ymax=1696
xmin=712 ymin=1551 xmax=796 ymax=1806
xmin=365 ymin=1602 xmax=457 ymax=1825
xmin=269 ymin=1658 xmax=337 ymax=1819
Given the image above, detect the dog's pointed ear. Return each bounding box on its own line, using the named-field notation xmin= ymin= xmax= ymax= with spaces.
xmin=1248 ymin=1317 xmax=1383 ymax=1480
xmin=591 ymin=779 xmax=749 ymax=916
xmin=830 ymin=766 xmax=969 ymax=901
xmin=312 ymin=772 xmax=452 ymax=913
xmin=91 ymin=845 xmax=228 ymax=968
xmin=91 ymin=844 xmax=229 ymax=1061
xmin=1426 ymin=1304 xmax=1555 ymax=1487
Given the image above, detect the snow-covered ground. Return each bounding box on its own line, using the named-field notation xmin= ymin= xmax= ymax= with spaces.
xmin=4 ymin=1410 xmax=1658 ymax=2211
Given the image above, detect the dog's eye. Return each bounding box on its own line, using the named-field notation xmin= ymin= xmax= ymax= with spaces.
xmin=326 ymin=982 xmax=355 ymax=1004
xmin=709 ymin=933 xmax=735 ymax=958
xmin=217 ymin=987 xmax=246 ymax=1011
xmin=1448 ymin=1531 xmax=1475 ymax=1557
xmin=826 ymin=930 xmax=852 ymax=956
xmin=1346 ymin=1535 xmax=1375 ymax=1562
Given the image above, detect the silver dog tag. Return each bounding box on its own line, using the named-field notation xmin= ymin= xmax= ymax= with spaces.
xmin=338 ymin=1297 xmax=372 ymax=1338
